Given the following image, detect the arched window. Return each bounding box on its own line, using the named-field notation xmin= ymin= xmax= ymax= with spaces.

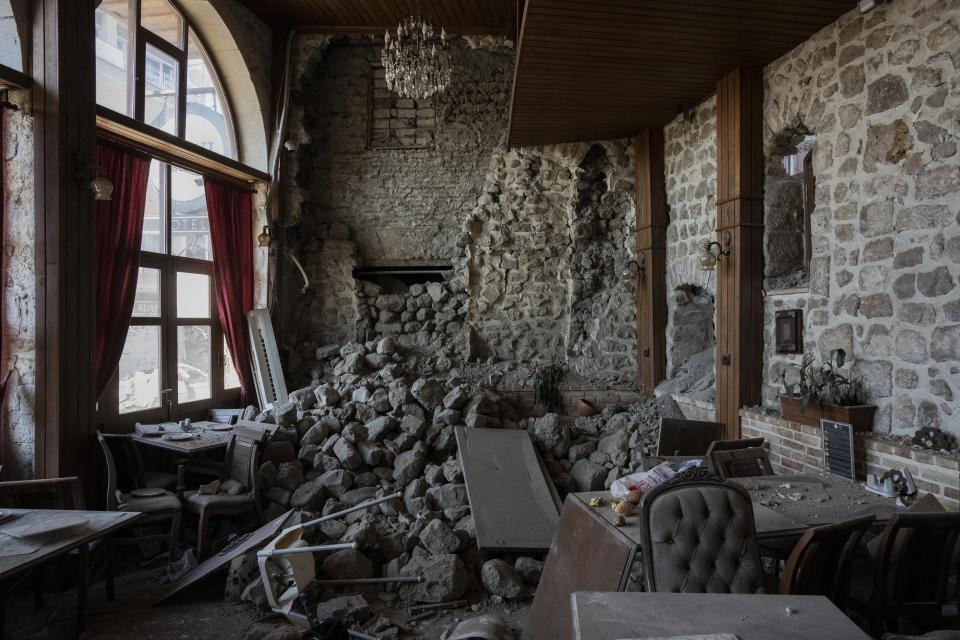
xmin=95 ymin=0 xmax=237 ymax=160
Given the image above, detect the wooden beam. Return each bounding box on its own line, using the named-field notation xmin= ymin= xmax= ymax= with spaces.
xmin=714 ymin=67 xmax=765 ymax=438
xmin=33 ymin=0 xmax=98 ymax=484
xmin=635 ymin=129 xmax=667 ymax=397
xmin=0 ymin=63 xmax=31 ymax=90
xmin=96 ymin=107 xmax=270 ymax=186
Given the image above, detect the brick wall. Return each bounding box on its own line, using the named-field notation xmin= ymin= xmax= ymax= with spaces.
xmin=742 ymin=409 xmax=959 ymax=510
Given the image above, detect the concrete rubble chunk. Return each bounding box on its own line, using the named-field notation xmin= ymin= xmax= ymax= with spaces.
xmin=419 ymin=518 xmax=461 ymax=554
xmin=400 ymin=553 xmax=469 ymax=603
xmin=322 ymin=549 xmax=373 ymax=580
xmin=481 ymin=559 xmax=523 ymax=598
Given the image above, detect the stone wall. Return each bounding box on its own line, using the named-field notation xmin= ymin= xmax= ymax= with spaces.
xmin=2 ymin=89 xmax=35 ymax=479
xmin=283 ymin=36 xmax=640 ymax=391
xmin=664 ymin=98 xmax=717 ymax=375
xmin=759 ymin=0 xmax=960 ymax=436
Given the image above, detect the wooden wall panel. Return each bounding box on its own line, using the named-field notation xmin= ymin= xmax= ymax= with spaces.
xmin=714 ymin=67 xmax=764 ymax=438
xmin=635 ymin=129 xmax=667 ymax=396
xmin=33 ymin=0 xmax=98 ymax=485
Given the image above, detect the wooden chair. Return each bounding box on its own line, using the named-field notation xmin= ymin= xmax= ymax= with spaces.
xmin=656 ymin=418 xmax=726 ymax=457
xmin=711 ymin=446 xmax=774 ymax=479
xmin=178 ymin=424 xmax=266 ymax=559
xmin=98 ymin=432 xmax=176 ymax=491
xmin=850 ymin=510 xmax=960 ymax=635
xmin=779 ymin=514 xmax=875 ymax=609
xmin=705 ymin=437 xmax=766 ymax=457
xmin=0 ymin=477 xmax=84 ymax=510
xmin=97 ymin=432 xmax=182 ymax=562
xmin=639 ymin=469 xmax=766 ymax=593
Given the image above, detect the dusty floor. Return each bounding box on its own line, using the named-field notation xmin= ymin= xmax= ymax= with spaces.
xmin=6 ymin=563 xmax=255 ymax=640
xmin=5 ymin=559 xmax=530 ymax=640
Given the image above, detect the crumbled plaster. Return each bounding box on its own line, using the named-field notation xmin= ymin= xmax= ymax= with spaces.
xmin=2 ymin=89 xmax=34 ymax=479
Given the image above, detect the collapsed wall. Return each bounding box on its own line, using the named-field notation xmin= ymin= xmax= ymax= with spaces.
xmin=279 ymin=35 xmax=641 ymax=401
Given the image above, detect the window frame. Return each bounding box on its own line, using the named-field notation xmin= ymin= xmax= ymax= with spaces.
xmin=98 ymin=0 xmax=238 ymax=160
xmin=103 ymin=160 xmax=241 ymax=429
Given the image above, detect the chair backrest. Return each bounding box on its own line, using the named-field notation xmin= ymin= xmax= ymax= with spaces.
xmin=96 ymin=431 xmax=123 ymax=510
xmin=639 ymin=470 xmax=766 ymax=593
xmin=226 ymin=424 xmax=267 ymax=494
xmin=780 ymin=514 xmax=875 ymax=607
xmin=873 ymin=511 xmax=960 ymax=610
xmin=711 ymin=446 xmax=774 ymax=479
xmin=705 ymin=437 xmax=766 ymax=457
xmin=657 ymin=418 xmax=726 ymax=456
xmin=0 ymin=477 xmax=84 ymax=510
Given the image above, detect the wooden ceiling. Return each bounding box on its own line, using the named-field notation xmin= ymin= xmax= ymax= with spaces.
xmin=508 ymin=0 xmax=855 ymax=147
xmin=238 ymin=0 xmax=522 ymax=35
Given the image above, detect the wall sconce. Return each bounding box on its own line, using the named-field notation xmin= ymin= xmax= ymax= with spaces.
xmin=90 ymin=175 xmax=114 ymax=202
xmin=623 ymin=255 xmax=645 ymax=280
xmin=700 ymin=231 xmax=732 ymax=271
xmin=258 ymin=225 xmax=273 ymax=248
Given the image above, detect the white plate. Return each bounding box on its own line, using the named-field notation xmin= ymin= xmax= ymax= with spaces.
xmin=129 ymin=487 xmax=165 ymax=498
xmin=162 ymin=433 xmax=194 ymax=442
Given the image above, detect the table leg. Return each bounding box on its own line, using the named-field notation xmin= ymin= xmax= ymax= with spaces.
xmin=76 ymin=543 xmax=89 ymax=638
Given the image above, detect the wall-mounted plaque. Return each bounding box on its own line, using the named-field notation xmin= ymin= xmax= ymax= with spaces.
xmin=775 ymin=309 xmax=803 ymax=354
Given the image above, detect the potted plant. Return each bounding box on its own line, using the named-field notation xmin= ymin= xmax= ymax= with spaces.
xmin=533 ymin=363 xmax=565 ymax=414
xmin=778 ymin=349 xmax=877 ymax=432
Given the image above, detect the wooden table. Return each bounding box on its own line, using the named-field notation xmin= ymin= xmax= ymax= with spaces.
xmin=0 ymin=509 xmax=143 ymax=637
xmin=526 ymin=474 xmax=900 ymax=640
xmin=131 ymin=423 xmax=234 ymax=456
xmin=571 ymin=592 xmax=872 ymax=640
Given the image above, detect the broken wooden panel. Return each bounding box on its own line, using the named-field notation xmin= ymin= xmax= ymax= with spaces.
xmin=455 ymin=427 xmax=561 ymax=552
xmin=157 ymin=509 xmax=295 ymax=604
xmin=525 ymin=495 xmax=637 ymax=640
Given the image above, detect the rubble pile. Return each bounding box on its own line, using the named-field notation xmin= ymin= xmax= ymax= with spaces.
xmin=236 ymin=338 xmax=672 ymax=636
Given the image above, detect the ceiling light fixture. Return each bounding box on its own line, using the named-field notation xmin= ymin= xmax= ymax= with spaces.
xmin=382 ymin=14 xmax=452 ymax=100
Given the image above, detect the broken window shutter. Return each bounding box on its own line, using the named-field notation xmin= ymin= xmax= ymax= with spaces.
xmin=247 ymin=309 xmax=288 ymax=410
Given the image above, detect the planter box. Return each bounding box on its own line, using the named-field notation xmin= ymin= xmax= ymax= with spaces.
xmin=779 ymin=395 xmax=877 ymax=433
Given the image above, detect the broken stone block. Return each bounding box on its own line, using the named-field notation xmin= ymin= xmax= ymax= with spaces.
xmin=441 ymin=459 xmax=463 ymax=483
xmin=400 ymin=553 xmax=469 ymax=603
xmin=262 ymin=440 xmax=297 ymax=465
xmin=530 ymin=413 xmax=569 ymax=454
xmin=481 ymin=559 xmax=523 ymax=599
xmin=400 ymin=415 xmax=427 ymax=438
xmin=411 ymin=378 xmax=445 ymax=409
xmin=419 ymin=518 xmax=461 ymax=554
xmin=366 ymin=416 xmax=398 ymax=442
xmin=427 ymin=483 xmax=468 ymax=510
xmin=333 ymin=438 xmax=363 ymax=470
xmin=315 ymin=594 xmax=370 ymax=624
xmin=322 ymin=549 xmax=374 ymax=579
xmin=265 ymin=486 xmax=291 ymax=508
xmin=341 ymin=422 xmax=368 ymax=443
xmin=443 ymin=385 xmax=471 ymax=410
xmin=368 ymin=388 xmax=392 ymax=413
xmin=318 ymin=469 xmax=354 ymax=498
xmin=515 ymin=556 xmax=544 ymax=584
xmin=570 ymin=458 xmax=606 ymax=491
xmin=290 ymin=478 xmax=326 ymax=510
xmin=393 ymin=444 xmax=427 ymax=485
xmin=275 ymin=461 xmax=305 ymax=492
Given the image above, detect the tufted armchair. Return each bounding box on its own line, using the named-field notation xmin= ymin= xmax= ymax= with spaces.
xmin=639 ymin=470 xmax=766 ymax=593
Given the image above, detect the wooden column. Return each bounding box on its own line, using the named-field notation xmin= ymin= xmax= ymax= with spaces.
xmin=32 ymin=0 xmax=98 ymax=482
xmin=635 ymin=129 xmax=667 ymax=396
xmin=715 ymin=67 xmax=765 ymax=438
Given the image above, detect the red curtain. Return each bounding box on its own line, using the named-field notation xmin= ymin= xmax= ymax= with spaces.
xmin=94 ymin=141 xmax=151 ymax=401
xmin=205 ymin=178 xmax=255 ymax=405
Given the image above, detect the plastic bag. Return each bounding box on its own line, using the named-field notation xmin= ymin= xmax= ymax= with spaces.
xmin=610 ymin=459 xmax=702 ymax=500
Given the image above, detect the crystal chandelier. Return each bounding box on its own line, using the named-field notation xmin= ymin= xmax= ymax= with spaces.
xmin=382 ymin=15 xmax=452 ymax=100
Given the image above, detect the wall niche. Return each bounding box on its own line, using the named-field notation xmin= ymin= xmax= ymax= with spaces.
xmin=764 ymin=121 xmax=815 ymax=291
